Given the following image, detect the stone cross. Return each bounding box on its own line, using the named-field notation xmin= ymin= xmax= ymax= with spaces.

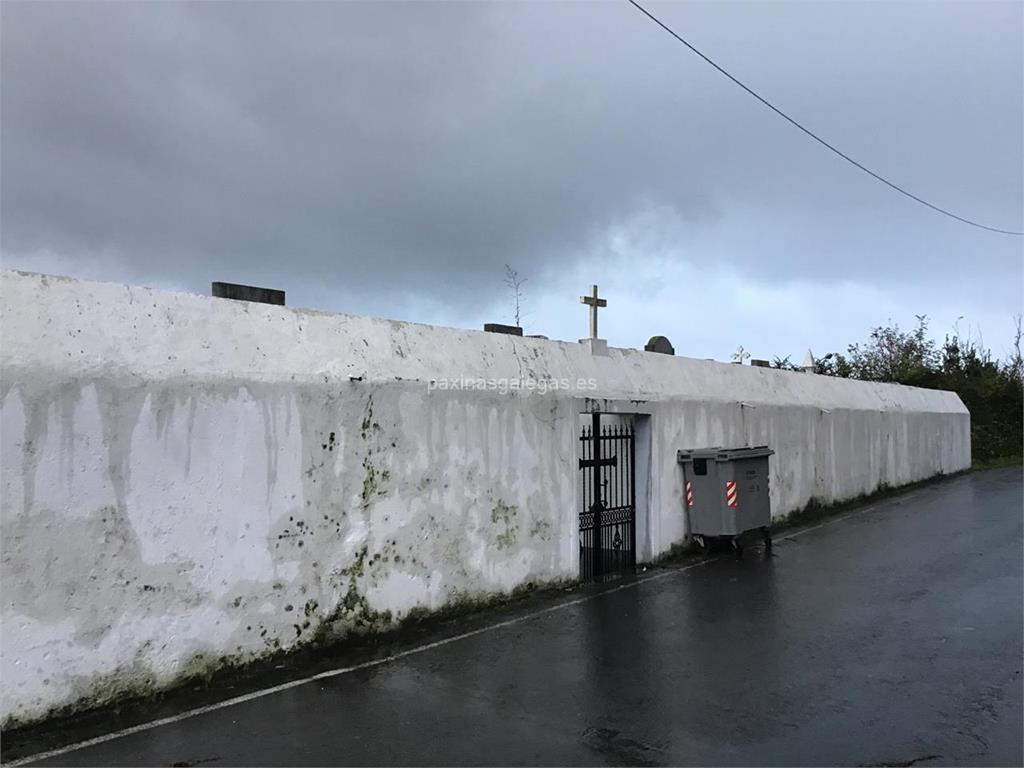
xmin=580 ymin=284 xmax=607 ymax=340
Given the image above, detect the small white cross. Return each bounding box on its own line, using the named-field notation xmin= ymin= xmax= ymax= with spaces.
xmin=580 ymin=284 xmax=607 ymax=340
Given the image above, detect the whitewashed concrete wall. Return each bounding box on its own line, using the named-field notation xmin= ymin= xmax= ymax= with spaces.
xmin=0 ymin=270 xmax=970 ymax=725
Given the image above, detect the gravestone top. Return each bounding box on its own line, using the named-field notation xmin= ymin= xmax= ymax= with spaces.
xmin=483 ymin=323 xmax=523 ymax=336
xmin=212 ymin=282 xmax=285 ymax=306
xmin=644 ymin=336 xmax=675 ymax=355
xmin=750 ymin=359 xmax=771 ymax=368
xmin=801 ymin=349 xmax=816 ymax=372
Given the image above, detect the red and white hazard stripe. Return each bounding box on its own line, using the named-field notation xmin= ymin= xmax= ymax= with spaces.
xmin=725 ymin=480 xmax=738 ymax=508
xmin=685 ymin=481 xmax=694 ymax=507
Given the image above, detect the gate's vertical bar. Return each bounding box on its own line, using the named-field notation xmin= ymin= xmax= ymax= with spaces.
xmin=613 ymin=425 xmax=619 ymax=570
xmin=592 ymin=411 xmax=602 ymax=579
xmin=613 ymin=425 xmax=619 ymax=505
xmin=621 ymin=424 xmax=627 ymax=569
xmin=586 ymin=424 xmax=592 ymax=580
xmin=582 ymin=426 xmax=587 ymax=517
xmin=599 ymin=424 xmax=604 ymax=577
xmin=629 ymin=421 xmax=636 ymax=568
xmin=579 ymin=425 xmax=586 ymax=580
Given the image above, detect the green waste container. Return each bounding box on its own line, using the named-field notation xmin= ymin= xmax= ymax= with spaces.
xmin=677 ymin=446 xmax=774 ymax=556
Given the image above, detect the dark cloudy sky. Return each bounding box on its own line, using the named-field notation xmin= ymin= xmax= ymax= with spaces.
xmin=2 ymin=1 xmax=1022 ymax=362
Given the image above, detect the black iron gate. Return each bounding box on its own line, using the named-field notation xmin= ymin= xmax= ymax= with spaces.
xmin=579 ymin=413 xmax=636 ymax=580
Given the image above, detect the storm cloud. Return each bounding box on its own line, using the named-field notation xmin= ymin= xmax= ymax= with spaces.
xmin=2 ymin=1 xmax=1021 ymax=359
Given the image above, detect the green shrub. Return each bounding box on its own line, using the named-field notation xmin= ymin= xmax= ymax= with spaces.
xmin=810 ymin=315 xmax=1022 ymax=463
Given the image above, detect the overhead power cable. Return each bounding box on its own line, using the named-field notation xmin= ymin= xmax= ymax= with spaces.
xmin=626 ymin=0 xmax=1024 ymax=236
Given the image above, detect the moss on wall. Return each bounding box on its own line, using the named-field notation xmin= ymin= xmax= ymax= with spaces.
xmin=491 ymin=501 xmax=519 ymax=550
xmin=1 ymin=570 xmax=574 ymax=737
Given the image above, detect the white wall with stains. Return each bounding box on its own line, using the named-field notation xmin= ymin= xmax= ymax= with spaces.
xmin=0 ymin=270 xmax=969 ymax=725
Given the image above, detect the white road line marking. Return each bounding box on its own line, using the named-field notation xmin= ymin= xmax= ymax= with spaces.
xmin=3 ymin=559 xmax=714 ymax=767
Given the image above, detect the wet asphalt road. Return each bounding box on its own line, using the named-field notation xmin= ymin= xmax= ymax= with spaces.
xmin=15 ymin=468 xmax=1024 ymax=767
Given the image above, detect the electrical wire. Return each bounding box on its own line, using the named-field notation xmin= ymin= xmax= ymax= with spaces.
xmin=626 ymin=0 xmax=1024 ymax=236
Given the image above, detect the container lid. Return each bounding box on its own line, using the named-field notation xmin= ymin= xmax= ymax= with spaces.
xmin=677 ymin=445 xmax=774 ymax=463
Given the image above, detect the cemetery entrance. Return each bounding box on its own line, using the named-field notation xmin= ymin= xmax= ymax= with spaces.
xmin=578 ymin=412 xmax=636 ymax=580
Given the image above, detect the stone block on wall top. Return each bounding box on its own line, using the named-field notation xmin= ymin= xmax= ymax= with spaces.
xmin=483 ymin=323 xmax=523 ymax=336
xmin=212 ymin=282 xmax=286 ymax=306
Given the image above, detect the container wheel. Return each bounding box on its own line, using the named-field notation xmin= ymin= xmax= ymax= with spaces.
xmin=731 ymin=537 xmax=744 ymax=558
xmin=693 ymin=534 xmax=708 ymax=554
xmin=762 ymin=526 xmax=773 ymax=551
